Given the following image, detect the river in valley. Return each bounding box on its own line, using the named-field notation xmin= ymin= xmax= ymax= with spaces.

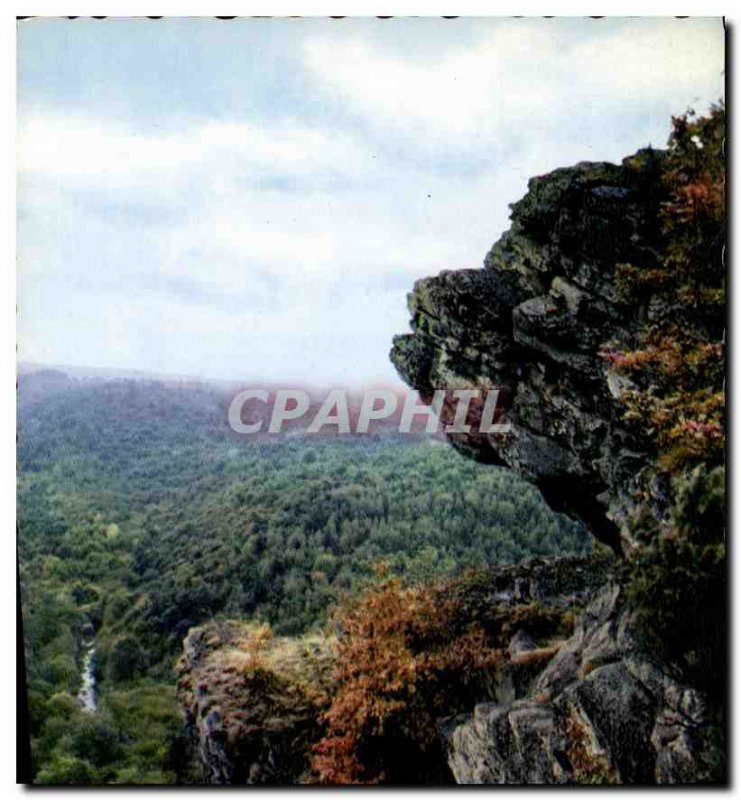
xmin=77 ymin=643 xmax=97 ymax=713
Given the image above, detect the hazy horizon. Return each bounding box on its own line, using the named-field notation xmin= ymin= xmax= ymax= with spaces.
xmin=17 ymin=17 xmax=724 ymax=385
xmin=17 ymin=358 xmax=409 ymax=391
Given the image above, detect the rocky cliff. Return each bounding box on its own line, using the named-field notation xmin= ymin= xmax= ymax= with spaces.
xmin=386 ymin=147 xmax=721 ymax=784
xmin=391 ymin=149 xmax=668 ymax=555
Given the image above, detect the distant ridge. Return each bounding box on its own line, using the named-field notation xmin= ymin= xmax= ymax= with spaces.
xmin=16 ymin=361 xmax=407 ymax=395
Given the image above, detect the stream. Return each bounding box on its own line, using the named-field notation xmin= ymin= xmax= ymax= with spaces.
xmin=77 ymin=643 xmax=97 ymax=713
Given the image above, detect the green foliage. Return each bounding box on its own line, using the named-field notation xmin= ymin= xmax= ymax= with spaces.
xmin=30 ymin=688 xmax=183 ymax=784
xmin=622 ymin=465 xmax=726 ymax=704
xmin=18 ymin=371 xmax=588 ymax=784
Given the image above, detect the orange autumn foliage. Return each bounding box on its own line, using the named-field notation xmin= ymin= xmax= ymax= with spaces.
xmin=310 ymin=573 xmax=573 ymax=784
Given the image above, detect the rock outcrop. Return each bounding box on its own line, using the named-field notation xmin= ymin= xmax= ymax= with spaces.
xmin=389 ymin=150 xmax=723 ymax=784
xmin=442 ymin=581 xmax=719 ymax=784
xmin=175 ymin=555 xmax=721 ymax=785
xmin=176 ymin=621 xmax=335 ymax=784
xmin=391 ymin=150 xmax=668 ymax=555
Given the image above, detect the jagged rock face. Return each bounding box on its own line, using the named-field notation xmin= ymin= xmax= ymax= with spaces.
xmin=176 ymin=621 xmax=334 ymax=784
xmin=441 ymin=581 xmax=719 ymax=784
xmin=391 ymin=150 xmax=668 ymax=554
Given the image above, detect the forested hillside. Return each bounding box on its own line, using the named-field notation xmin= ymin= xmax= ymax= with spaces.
xmin=17 ymin=370 xmax=589 ymax=783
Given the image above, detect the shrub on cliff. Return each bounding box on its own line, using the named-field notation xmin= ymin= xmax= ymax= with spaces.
xmin=623 ymin=464 xmax=725 ymax=703
xmin=311 ymin=569 xmax=574 ymax=784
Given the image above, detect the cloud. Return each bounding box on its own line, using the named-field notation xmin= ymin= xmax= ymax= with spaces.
xmin=17 ymin=18 xmax=725 ymax=384
xmin=302 ymin=18 xmax=724 ymax=149
xmin=17 ymin=114 xmax=376 ymax=190
xmin=303 ymin=24 xmax=556 ymax=141
xmin=573 ymin=18 xmax=724 ymax=100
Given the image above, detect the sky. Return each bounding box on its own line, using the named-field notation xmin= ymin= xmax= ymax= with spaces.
xmin=16 ymin=17 xmax=725 ymax=385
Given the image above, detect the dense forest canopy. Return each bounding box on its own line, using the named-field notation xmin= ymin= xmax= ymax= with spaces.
xmin=18 ymin=369 xmax=589 ymax=783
